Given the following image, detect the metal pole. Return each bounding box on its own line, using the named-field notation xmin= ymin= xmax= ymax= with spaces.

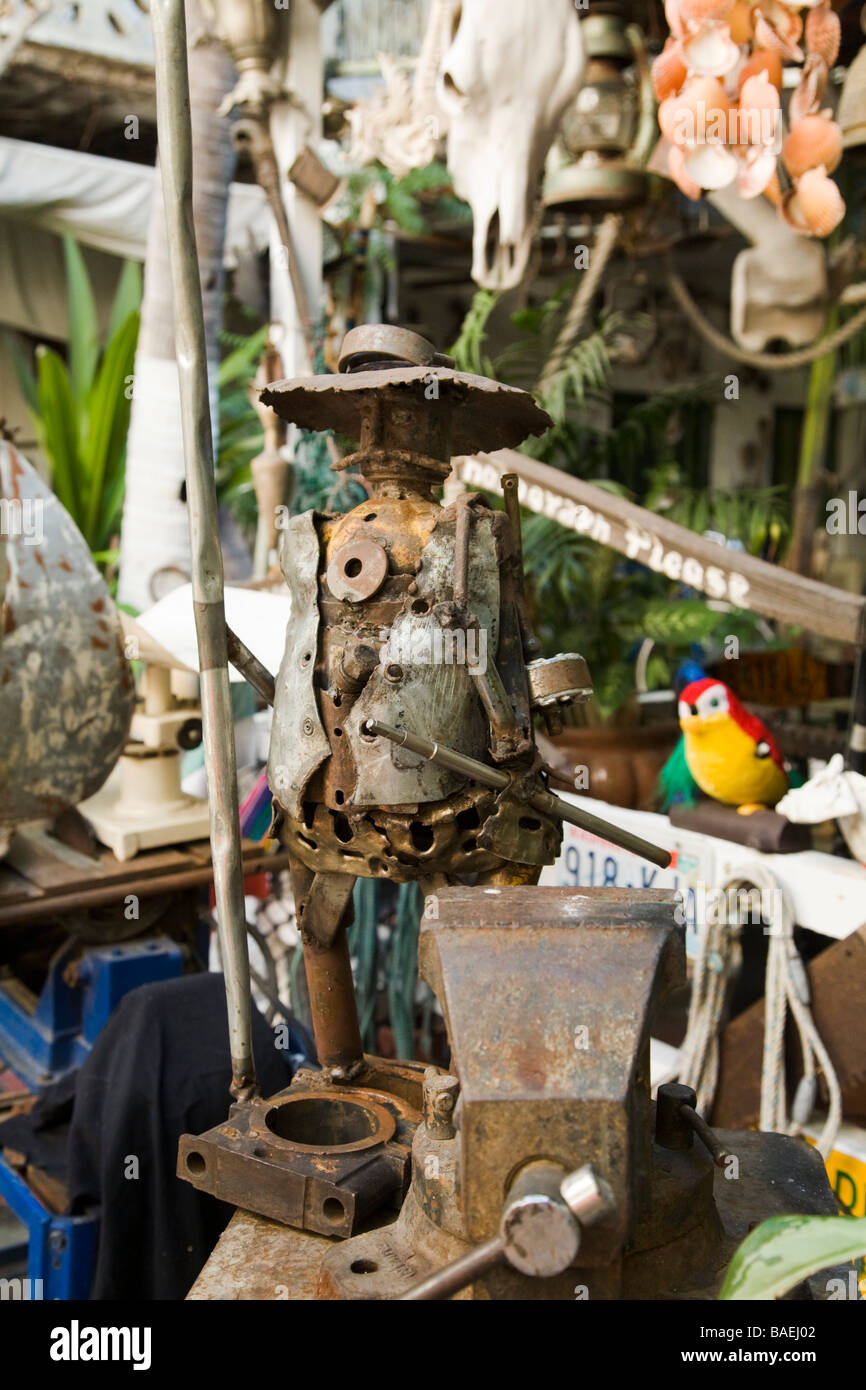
xmin=150 ymin=0 xmax=256 ymax=1099
xmin=364 ymin=719 xmax=672 ymax=870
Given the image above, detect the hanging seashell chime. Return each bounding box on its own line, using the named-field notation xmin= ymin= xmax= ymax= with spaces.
xmin=653 ymin=0 xmax=846 ymax=237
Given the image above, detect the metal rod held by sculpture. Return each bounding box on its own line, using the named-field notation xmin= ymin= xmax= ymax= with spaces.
xmin=150 ymin=0 xmax=256 ymax=1099
xmin=363 ymin=719 xmax=672 ymax=870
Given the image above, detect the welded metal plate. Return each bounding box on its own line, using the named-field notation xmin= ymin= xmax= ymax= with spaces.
xmin=268 ymin=511 xmax=330 ymax=820
xmin=342 ymin=515 xmax=500 ymax=807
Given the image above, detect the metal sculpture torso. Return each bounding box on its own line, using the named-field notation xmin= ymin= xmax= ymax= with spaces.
xmin=264 ymin=328 xmax=576 ymax=892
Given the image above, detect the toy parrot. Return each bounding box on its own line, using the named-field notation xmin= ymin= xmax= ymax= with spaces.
xmin=677 ymin=677 xmax=788 ymax=812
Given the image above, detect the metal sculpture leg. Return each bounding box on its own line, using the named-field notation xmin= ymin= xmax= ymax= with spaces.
xmin=476 ymin=863 xmax=542 ymax=887
xmin=287 ymin=859 xmax=364 ymax=1079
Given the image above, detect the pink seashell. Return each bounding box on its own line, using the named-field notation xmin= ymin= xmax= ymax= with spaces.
xmin=680 ymin=0 xmax=734 ymax=22
xmin=789 ymin=53 xmax=829 ymax=124
xmin=652 ymin=39 xmax=688 ymax=101
xmin=737 ymin=49 xmax=784 ymax=91
xmin=740 ymin=70 xmax=781 ymax=112
xmin=735 ymin=71 xmax=781 ymax=147
xmin=683 ymin=141 xmax=739 ymax=188
xmin=781 ymin=169 xmax=845 ymax=237
xmin=782 ymin=112 xmax=842 ymax=179
xmin=805 ymin=4 xmax=840 ymax=66
xmin=668 ymin=144 xmax=703 ymax=198
xmin=682 ymin=20 xmax=741 ymax=76
xmin=665 ymin=0 xmax=686 ymax=40
xmin=753 ymin=5 xmax=804 ymax=61
xmin=795 ymin=165 xmax=846 ymax=237
xmin=728 ymin=0 xmax=755 ymax=44
xmin=780 ymin=188 xmax=810 ymax=231
xmin=736 ymin=145 xmax=778 ymax=197
xmin=659 ymin=95 xmax=688 ymax=145
xmin=662 ymin=76 xmax=731 ymax=147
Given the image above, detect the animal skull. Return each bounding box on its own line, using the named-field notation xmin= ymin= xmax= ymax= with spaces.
xmin=439 ymin=0 xmax=586 ymax=290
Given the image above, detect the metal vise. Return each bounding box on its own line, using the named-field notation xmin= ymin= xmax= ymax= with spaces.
xmin=314 ymin=886 xmax=841 ymax=1301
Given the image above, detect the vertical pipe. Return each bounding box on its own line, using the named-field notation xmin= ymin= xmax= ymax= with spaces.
xmin=287 ymin=858 xmax=364 ymax=1075
xmin=501 ymin=473 xmax=524 ymax=569
xmin=150 ymin=0 xmax=256 ymax=1099
xmin=302 ymin=929 xmax=365 ymax=1076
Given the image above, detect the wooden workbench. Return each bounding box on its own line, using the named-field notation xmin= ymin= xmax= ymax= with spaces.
xmin=0 ymin=824 xmax=291 ymax=926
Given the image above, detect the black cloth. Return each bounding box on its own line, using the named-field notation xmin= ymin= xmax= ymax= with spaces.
xmin=0 ymin=973 xmax=301 ymax=1300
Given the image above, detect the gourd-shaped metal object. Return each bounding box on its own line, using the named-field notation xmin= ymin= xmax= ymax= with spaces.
xmin=261 ymin=326 xmax=590 ymax=898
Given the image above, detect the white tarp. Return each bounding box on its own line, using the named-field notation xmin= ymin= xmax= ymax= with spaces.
xmin=0 ymin=135 xmax=270 ymax=263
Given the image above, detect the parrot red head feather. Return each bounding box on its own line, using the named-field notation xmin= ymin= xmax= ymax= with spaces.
xmin=678 ymin=678 xmax=785 ymax=770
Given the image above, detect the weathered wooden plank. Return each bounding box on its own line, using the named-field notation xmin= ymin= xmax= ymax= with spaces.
xmin=456 ymin=450 xmax=866 ymax=647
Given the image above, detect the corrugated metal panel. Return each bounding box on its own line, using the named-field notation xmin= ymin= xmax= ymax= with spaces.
xmin=322 ymin=0 xmax=431 ymax=63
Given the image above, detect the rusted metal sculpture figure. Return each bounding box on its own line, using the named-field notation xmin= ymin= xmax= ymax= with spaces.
xmin=178 ymin=326 xmax=671 ymax=1236
xmin=257 ymin=323 xmax=667 ymax=1080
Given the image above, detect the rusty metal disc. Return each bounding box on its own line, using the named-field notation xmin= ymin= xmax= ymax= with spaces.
xmin=326 ymin=539 xmax=389 ymax=602
xmin=260 ymin=366 xmax=553 ymax=456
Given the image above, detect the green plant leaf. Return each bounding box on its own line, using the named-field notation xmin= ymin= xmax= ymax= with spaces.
xmin=81 ymin=309 xmax=139 ymax=545
xmin=2 ymin=332 xmax=39 ymax=413
xmin=106 ymin=259 xmax=142 ymax=345
xmin=218 ymin=324 xmax=268 ymax=387
xmin=592 ymin=662 xmax=635 ymax=721
xmin=63 ymin=234 xmax=99 ymax=405
xmin=34 ymin=346 xmax=82 ymax=519
xmin=720 ymin=1215 xmax=866 ymax=1300
xmin=641 ymin=598 xmax=722 ymax=646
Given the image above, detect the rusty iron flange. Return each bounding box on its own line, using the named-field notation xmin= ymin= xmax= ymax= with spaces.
xmin=178 ymin=1058 xmax=430 ymax=1239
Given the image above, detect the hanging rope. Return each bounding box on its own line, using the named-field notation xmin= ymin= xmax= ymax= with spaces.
xmin=536 ymin=212 xmax=624 ymax=394
xmin=754 ymin=863 xmax=842 ymax=1158
xmin=666 ymin=265 xmax=866 ymax=371
xmin=676 ymin=866 xmax=842 ymax=1156
xmin=676 ymin=889 xmax=741 ymax=1115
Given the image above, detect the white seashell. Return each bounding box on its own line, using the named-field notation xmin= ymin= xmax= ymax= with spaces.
xmin=681 ymin=20 xmax=741 ymax=76
xmin=668 ymin=144 xmax=703 ymax=198
xmin=736 ymin=146 xmax=778 ymax=197
xmin=683 ymin=141 xmax=740 ymax=188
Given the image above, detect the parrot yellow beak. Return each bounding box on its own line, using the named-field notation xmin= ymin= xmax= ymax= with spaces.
xmin=680 ymin=714 xmax=702 ymax=733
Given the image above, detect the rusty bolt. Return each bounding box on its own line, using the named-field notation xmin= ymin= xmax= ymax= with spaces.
xmin=384 ymin=663 xmax=404 ymax=684
xmin=302 ymin=718 xmax=315 ymax=736
xmin=423 ymin=1069 xmax=459 ymax=1140
xmin=340 ymin=644 xmax=379 ymax=691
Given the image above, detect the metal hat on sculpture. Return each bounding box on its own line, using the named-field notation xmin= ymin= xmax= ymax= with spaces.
xmin=544 ymin=9 xmax=657 ymax=214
